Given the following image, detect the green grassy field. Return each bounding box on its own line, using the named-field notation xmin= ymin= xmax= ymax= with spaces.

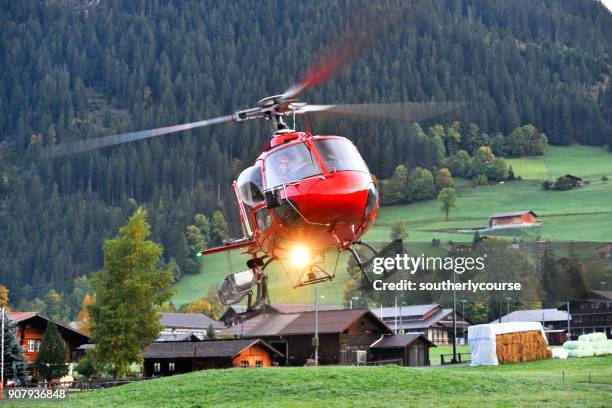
xmin=8 ymin=356 xmax=612 ymax=408
xmin=172 ymin=145 xmax=612 ymax=306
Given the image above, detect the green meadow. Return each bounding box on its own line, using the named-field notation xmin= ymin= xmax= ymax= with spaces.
xmin=172 ymin=145 xmax=612 ymax=306
xmin=9 ymin=356 xmax=612 ymax=408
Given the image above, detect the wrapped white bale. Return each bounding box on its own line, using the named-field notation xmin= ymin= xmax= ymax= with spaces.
xmin=592 ymin=332 xmax=607 ymax=342
xmin=551 ymin=348 xmax=568 ymax=359
xmin=563 ymin=341 xmax=579 ymax=350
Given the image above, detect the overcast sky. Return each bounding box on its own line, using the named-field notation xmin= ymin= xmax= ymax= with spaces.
xmin=602 ymin=0 xmax=612 ymax=12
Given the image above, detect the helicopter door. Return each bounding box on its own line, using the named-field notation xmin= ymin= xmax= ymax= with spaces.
xmin=233 ymin=181 xmax=253 ymax=238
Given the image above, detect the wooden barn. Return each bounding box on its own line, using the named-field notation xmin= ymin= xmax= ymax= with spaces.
xmin=369 ymin=334 xmax=435 ymax=366
xmin=142 ymin=339 xmax=283 ymax=377
xmin=488 ymin=210 xmax=541 ymax=229
xmin=6 ymin=312 xmax=90 ymax=364
xmin=596 ymin=243 xmax=612 ymax=260
xmin=220 ymin=309 xmax=393 ymax=366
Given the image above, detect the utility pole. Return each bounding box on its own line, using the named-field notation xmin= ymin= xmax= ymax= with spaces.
xmin=452 ymin=269 xmax=457 ymax=363
xmin=567 ymin=301 xmax=571 ymax=340
xmin=314 ymin=286 xmax=319 ymax=366
xmin=507 ymin=297 xmax=512 ymax=316
xmin=394 ymin=296 xmax=398 ymax=334
xmin=461 ymin=299 xmax=467 ymax=344
xmin=1 ymin=306 xmax=4 ymax=392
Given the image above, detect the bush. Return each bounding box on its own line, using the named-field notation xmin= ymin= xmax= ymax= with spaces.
xmin=75 ymin=354 xmax=99 ymax=380
xmin=555 ymin=176 xmax=573 ymax=191
xmin=542 ymin=180 xmax=552 ymax=190
xmin=474 ymin=175 xmax=488 ymax=185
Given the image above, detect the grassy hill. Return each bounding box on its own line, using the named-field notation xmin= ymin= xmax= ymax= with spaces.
xmin=172 ymin=145 xmax=612 ymax=306
xmin=8 ymin=356 xmax=612 ymax=408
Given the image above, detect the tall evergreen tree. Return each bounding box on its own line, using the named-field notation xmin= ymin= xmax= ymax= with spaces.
xmin=1 ymin=315 xmax=27 ymax=384
xmin=34 ymin=323 xmax=68 ymax=383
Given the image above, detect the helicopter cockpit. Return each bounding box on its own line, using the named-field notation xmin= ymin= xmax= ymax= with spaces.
xmin=264 ymin=137 xmax=369 ymax=189
xmin=264 ymin=142 xmax=322 ymax=188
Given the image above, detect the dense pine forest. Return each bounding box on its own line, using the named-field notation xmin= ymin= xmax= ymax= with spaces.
xmin=0 ymin=0 xmax=611 ymax=319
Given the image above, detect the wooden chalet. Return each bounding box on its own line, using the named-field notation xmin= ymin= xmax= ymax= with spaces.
xmin=372 ymin=304 xmax=472 ymax=345
xmin=596 ymin=243 xmax=612 ymax=260
xmin=488 ymin=210 xmax=541 ymax=229
xmin=6 ymin=312 xmax=90 ymax=364
xmin=564 ymin=174 xmax=584 ymax=187
xmin=220 ymin=309 xmax=393 ymax=366
xmin=142 ymin=339 xmax=283 ymax=376
xmin=370 ymin=334 xmax=435 ymax=366
xmin=159 ymin=312 xmax=225 ymax=339
xmin=566 ymin=290 xmax=612 ymax=339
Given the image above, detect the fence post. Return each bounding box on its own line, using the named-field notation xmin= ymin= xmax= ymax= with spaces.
xmin=562 ymin=371 xmax=564 ymax=381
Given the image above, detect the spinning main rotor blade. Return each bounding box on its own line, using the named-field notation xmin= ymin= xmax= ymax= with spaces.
xmin=42 ymin=115 xmax=234 ymax=158
xmin=295 ymin=101 xmax=465 ymax=123
xmin=281 ymin=2 xmax=410 ymax=102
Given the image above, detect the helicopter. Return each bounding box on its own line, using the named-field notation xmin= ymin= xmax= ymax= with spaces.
xmin=44 ymin=3 xmax=462 ymax=312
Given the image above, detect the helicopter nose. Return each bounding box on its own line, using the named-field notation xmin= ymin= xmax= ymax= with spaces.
xmin=289 ymin=171 xmax=375 ymax=224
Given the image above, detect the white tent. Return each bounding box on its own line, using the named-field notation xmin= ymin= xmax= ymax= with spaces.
xmin=468 ymin=322 xmax=547 ymax=366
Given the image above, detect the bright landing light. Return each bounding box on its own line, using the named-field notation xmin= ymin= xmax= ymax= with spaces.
xmin=290 ymin=246 xmax=311 ymax=268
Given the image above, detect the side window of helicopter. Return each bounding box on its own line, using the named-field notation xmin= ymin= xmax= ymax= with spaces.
xmin=236 ymin=163 xmax=264 ymax=207
xmin=264 ymin=143 xmax=322 ymax=188
xmin=312 ymin=138 xmax=369 ymax=174
xmin=255 ymin=208 xmax=272 ymax=231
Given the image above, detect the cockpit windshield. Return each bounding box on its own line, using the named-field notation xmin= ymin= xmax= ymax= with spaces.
xmin=313 ymin=138 xmax=369 ymax=173
xmin=265 ymin=143 xmax=322 ymax=188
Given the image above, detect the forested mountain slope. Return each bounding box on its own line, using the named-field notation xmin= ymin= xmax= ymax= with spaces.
xmin=0 ymin=0 xmax=610 ymax=316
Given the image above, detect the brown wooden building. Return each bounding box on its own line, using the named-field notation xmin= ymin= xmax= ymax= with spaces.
xmin=488 ymin=210 xmax=541 ymax=229
xmin=220 ymin=309 xmax=393 ymax=366
xmin=142 ymin=339 xmax=283 ymax=376
xmin=565 ymin=290 xmax=612 ymax=338
xmin=372 ymin=305 xmax=472 ymax=345
xmin=596 ymin=243 xmax=612 ymax=260
xmin=7 ymin=312 xmax=90 ymax=364
xmin=370 ymin=334 xmax=435 ymax=366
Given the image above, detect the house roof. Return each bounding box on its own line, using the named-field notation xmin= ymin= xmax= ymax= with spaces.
xmin=371 ymin=304 xmax=440 ymax=320
xmin=564 ymin=174 xmax=583 ymax=180
xmin=396 ymin=308 xmax=470 ymax=330
xmin=371 ymin=305 xmax=471 ymax=331
xmin=155 ymin=333 xmax=201 ymax=342
xmin=6 ymin=311 xmax=38 ymax=322
xmin=7 ymin=311 xmax=90 ymax=340
xmin=220 ymin=309 xmax=392 ymax=337
xmin=370 ymin=333 xmax=435 ymax=349
xmin=595 ymin=243 xmax=612 ymax=251
xmin=489 ymin=210 xmax=537 ymax=219
xmin=498 ymin=309 xmax=570 ymax=323
xmin=142 ymin=339 xmax=283 ymax=360
xmin=587 ymin=290 xmax=612 ymax=300
xmin=160 ymin=313 xmax=225 ymax=330
xmin=268 ymin=304 xmax=343 ymax=314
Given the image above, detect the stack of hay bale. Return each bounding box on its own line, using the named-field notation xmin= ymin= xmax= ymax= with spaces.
xmin=563 ymin=332 xmax=612 ymax=357
xmin=496 ymin=330 xmax=552 ymax=363
xmin=469 ymin=322 xmax=551 ymax=366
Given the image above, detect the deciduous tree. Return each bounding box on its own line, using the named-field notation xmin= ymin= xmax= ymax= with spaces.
xmin=88 ymin=208 xmax=174 ymax=378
